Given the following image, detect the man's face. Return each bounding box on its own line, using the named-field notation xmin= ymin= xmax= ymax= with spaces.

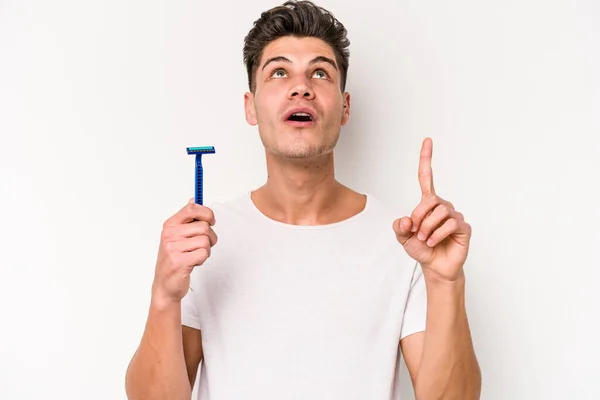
xmin=244 ymin=36 xmax=350 ymax=159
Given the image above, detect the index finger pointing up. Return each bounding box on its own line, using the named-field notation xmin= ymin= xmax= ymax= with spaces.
xmin=418 ymin=137 xmax=435 ymax=196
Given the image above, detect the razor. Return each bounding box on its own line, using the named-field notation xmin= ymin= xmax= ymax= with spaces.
xmin=186 ymin=146 xmax=216 ymax=205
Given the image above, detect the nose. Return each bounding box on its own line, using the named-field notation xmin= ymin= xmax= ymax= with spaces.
xmin=287 ymin=78 xmax=315 ymax=100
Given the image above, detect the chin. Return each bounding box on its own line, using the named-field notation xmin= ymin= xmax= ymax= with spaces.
xmin=259 ymin=125 xmax=340 ymax=159
xmin=270 ymin=139 xmax=338 ymax=159
xmin=278 ymin=148 xmax=331 ymax=159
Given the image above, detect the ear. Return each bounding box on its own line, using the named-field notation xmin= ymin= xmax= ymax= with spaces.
xmin=341 ymin=92 xmax=351 ymax=126
xmin=244 ymin=92 xmax=258 ymax=126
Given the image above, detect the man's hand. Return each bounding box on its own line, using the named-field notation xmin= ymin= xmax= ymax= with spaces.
xmin=393 ymin=137 xmax=472 ymax=282
xmin=152 ymin=198 xmax=218 ymax=305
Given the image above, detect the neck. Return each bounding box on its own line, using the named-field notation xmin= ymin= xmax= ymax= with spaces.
xmin=252 ymin=151 xmax=354 ymax=225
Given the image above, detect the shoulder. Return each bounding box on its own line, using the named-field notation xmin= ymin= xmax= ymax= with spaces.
xmin=204 ymin=191 xmax=255 ymax=220
xmin=202 ymin=191 xmax=262 ymax=240
xmin=360 ymin=193 xmax=402 ymax=232
xmin=360 ymin=192 xmax=419 ymax=265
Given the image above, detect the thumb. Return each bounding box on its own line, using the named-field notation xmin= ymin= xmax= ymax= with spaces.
xmin=393 ymin=217 xmax=414 ymax=245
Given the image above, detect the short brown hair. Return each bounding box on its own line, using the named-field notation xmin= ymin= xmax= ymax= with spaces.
xmin=243 ymin=0 xmax=350 ymax=93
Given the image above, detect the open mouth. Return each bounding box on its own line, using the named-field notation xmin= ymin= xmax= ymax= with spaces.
xmin=287 ymin=112 xmax=313 ymax=122
xmin=284 ymin=108 xmax=316 ymax=125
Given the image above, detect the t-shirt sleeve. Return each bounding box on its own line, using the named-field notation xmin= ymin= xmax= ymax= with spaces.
xmin=400 ymin=261 xmax=428 ymax=340
xmin=181 ymin=285 xmax=202 ymax=330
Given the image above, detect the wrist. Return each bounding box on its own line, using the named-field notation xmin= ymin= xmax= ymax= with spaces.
xmin=150 ymin=286 xmax=182 ymax=313
xmin=422 ymin=267 xmax=466 ymax=289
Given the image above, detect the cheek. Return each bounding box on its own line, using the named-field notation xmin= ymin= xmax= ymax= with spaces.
xmin=322 ymin=98 xmax=344 ymax=123
xmin=254 ymin=93 xmax=280 ymax=123
xmin=320 ymin=89 xmax=343 ymax=112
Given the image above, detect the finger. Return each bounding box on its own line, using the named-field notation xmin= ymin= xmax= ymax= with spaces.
xmin=424 ymin=218 xmax=467 ymax=247
xmin=165 ymin=221 xmax=218 ymax=246
xmin=393 ymin=217 xmax=415 ymax=244
xmin=181 ymin=222 xmax=217 ymax=246
xmin=165 ymin=203 xmax=216 ymax=227
xmin=182 ymin=247 xmax=211 ymax=268
xmin=178 ymin=224 xmax=217 ymax=247
xmin=416 ymin=203 xmax=455 ymax=242
xmin=418 ymin=137 xmax=435 ymax=196
xmin=410 ymin=194 xmax=443 ymax=233
xmin=188 ymin=197 xmax=195 ymax=204
xmin=177 ymin=235 xmax=212 ymax=254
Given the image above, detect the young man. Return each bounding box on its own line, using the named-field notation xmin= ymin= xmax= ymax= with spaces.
xmin=125 ymin=1 xmax=481 ymax=399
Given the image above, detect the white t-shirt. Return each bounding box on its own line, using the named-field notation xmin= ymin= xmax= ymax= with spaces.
xmin=181 ymin=191 xmax=427 ymax=400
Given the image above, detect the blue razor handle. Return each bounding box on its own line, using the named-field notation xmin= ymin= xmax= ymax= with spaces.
xmin=186 ymin=146 xmax=216 ymax=205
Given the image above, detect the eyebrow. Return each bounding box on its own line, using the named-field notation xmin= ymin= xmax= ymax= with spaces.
xmin=261 ymin=56 xmax=338 ymax=72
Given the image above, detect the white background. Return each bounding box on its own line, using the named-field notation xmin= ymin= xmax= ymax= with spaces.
xmin=1 ymin=0 xmax=599 ymax=399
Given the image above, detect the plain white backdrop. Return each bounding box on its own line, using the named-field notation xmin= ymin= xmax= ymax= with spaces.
xmin=1 ymin=0 xmax=599 ymax=398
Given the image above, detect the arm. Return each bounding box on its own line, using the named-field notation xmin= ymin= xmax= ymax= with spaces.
xmin=182 ymin=326 xmax=204 ymax=387
xmin=125 ymin=199 xmax=216 ymax=399
xmin=401 ymin=271 xmax=481 ymax=399
xmin=393 ymin=137 xmax=481 ymax=399
xmin=125 ymin=298 xmax=204 ymax=399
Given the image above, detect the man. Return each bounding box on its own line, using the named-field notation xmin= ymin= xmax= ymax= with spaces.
xmin=125 ymin=1 xmax=481 ymax=399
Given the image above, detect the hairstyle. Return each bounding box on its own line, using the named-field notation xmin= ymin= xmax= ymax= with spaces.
xmin=243 ymin=0 xmax=350 ymax=93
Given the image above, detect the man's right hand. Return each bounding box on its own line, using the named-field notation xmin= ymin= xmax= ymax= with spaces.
xmin=152 ymin=198 xmax=218 ymax=305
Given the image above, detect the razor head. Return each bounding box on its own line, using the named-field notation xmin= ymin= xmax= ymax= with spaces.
xmin=187 ymin=146 xmax=215 ymax=155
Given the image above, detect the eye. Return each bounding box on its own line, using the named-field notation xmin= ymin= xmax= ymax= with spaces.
xmin=313 ymin=69 xmax=328 ymax=79
xmin=271 ymin=69 xmax=287 ymax=78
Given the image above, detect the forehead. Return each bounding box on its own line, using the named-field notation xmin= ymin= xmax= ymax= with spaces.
xmin=259 ymin=36 xmax=336 ymax=67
